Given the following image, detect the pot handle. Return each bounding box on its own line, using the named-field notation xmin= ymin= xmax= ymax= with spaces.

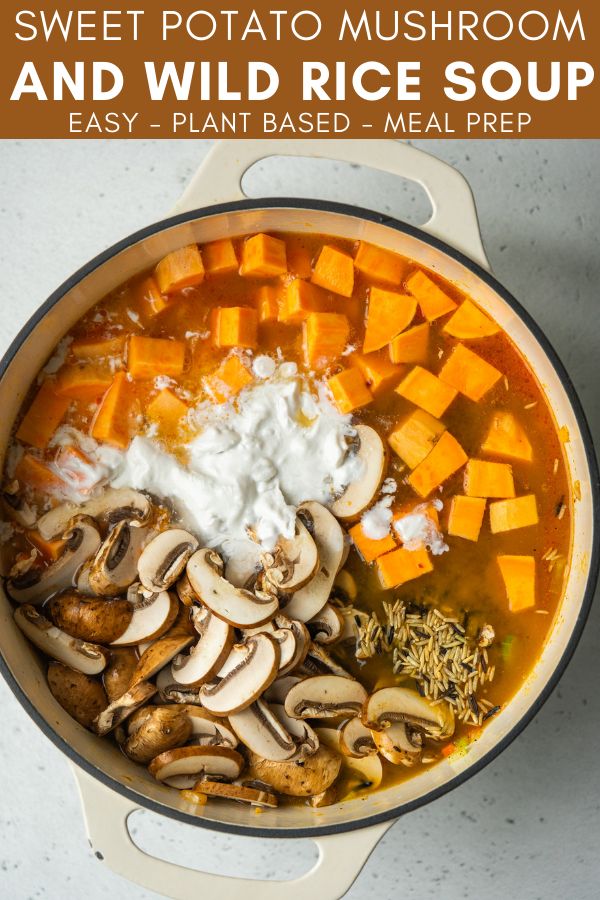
xmin=173 ymin=139 xmax=490 ymax=270
xmin=73 ymin=766 xmax=393 ymax=900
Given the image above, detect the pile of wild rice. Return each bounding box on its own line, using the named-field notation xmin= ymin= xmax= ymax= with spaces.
xmin=356 ymin=600 xmax=499 ymax=726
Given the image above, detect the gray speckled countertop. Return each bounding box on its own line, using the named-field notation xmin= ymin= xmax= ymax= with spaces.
xmin=0 ymin=140 xmax=598 ymax=900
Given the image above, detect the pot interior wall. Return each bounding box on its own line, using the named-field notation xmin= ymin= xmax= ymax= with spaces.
xmin=0 ymin=205 xmax=594 ymax=833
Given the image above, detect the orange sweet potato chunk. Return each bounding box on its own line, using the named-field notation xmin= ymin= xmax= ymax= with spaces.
xmin=287 ymin=244 xmax=313 ymax=279
xmin=406 ymin=270 xmax=458 ymax=321
xmin=202 ymin=239 xmax=238 ymax=275
xmin=155 ymin=245 xmax=205 ymax=294
xmin=91 ymin=372 xmax=138 ymax=449
xmin=26 ymin=530 xmax=66 ymax=562
xmin=55 ymin=365 xmax=113 ymax=400
xmin=15 ymin=454 xmax=64 ymax=493
xmin=350 ymin=351 xmax=404 ymax=397
xmin=354 ymin=242 xmax=409 ymax=286
xmin=255 ymin=285 xmax=281 ymax=323
xmin=136 ymin=277 xmax=170 ymax=318
xmin=439 ymin=343 xmax=502 ymax=402
xmin=280 ymin=279 xmax=326 ymax=324
xmin=349 ymin=522 xmax=396 ymax=563
xmin=205 ymin=356 xmax=253 ymax=404
xmin=304 ymin=312 xmax=350 ymax=368
xmin=408 ymin=432 xmax=468 ymax=498
xmin=448 ymin=495 xmax=486 ymax=542
xmin=388 ymin=409 xmax=446 ymax=469
xmin=240 ymin=233 xmax=287 ymax=277
xmin=328 ymin=368 xmax=373 ymax=415
xmin=464 ymin=459 xmax=515 ymax=498
xmin=128 ymin=336 xmax=186 ymax=379
xmin=489 ymin=494 xmax=538 ymax=533
xmin=444 ymin=299 xmax=500 ymax=339
xmin=389 ymin=322 xmax=430 ymax=365
xmin=363 ymin=287 xmax=417 ymax=354
xmin=16 ymin=381 xmax=70 ymax=449
xmin=377 ymin=546 xmax=433 ymax=589
xmin=498 ymin=555 xmax=535 ymax=612
xmin=396 ymin=366 xmax=457 ymax=419
xmin=481 ymin=411 xmax=533 ymax=462
xmin=212 ymin=307 xmax=258 ymax=350
xmin=311 ymin=245 xmax=354 ymax=297
xmin=147 ymin=388 xmax=189 ymax=432
xmin=71 ymin=336 xmax=126 ymax=360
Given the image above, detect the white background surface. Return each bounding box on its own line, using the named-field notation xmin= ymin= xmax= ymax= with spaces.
xmin=0 ymin=140 xmax=598 ymax=899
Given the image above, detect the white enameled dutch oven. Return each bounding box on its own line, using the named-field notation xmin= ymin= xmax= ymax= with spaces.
xmin=0 ymin=140 xmax=598 ymax=900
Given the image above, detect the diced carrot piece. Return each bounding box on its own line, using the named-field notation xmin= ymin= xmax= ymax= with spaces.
xmin=354 ymin=242 xmax=409 ymax=286
xmin=287 ymin=244 xmax=312 ymax=279
xmin=212 ymin=307 xmax=258 ymax=350
xmin=16 ymin=381 xmax=70 ymax=449
xmin=388 ymin=409 xmax=446 ymax=469
xmin=311 ymin=245 xmax=354 ymax=297
xmin=240 ymin=233 xmax=287 ymax=277
xmin=26 ymin=530 xmax=65 ymax=562
xmin=498 ymin=555 xmax=535 ymax=612
xmin=406 ymin=270 xmax=458 ymax=321
xmin=408 ymin=432 xmax=468 ymax=498
xmin=202 ymin=239 xmax=238 ymax=275
xmin=15 ymin=454 xmax=63 ymax=492
xmin=280 ymin=279 xmax=326 ymax=324
xmin=349 ymin=522 xmax=396 ymax=563
xmin=147 ymin=388 xmax=188 ymax=433
xmin=128 ymin=336 xmax=186 ymax=379
xmin=439 ymin=343 xmax=502 ymax=402
xmin=304 ymin=313 xmax=350 ymax=368
xmin=481 ymin=411 xmax=533 ymax=462
xmin=389 ymin=322 xmax=430 ymax=365
xmin=55 ymin=445 xmax=97 ymax=490
xmin=464 ymin=459 xmax=515 ymax=498
xmin=136 ymin=277 xmax=169 ymax=318
xmin=155 ymin=245 xmax=205 ymax=294
xmin=490 ymin=495 xmax=538 ymax=533
xmin=444 ymin=299 xmax=500 ymax=339
xmin=328 ymin=369 xmax=373 ymax=415
xmin=448 ymin=495 xmax=486 ymax=542
xmin=55 ymin=365 xmax=113 ymax=400
xmin=349 ymin=351 xmax=404 ymax=397
xmin=377 ymin=546 xmax=433 ymax=589
xmin=255 ymin=286 xmax=281 ymax=323
xmin=204 ymin=355 xmax=253 ymax=404
xmin=396 ymin=366 xmax=457 ymax=419
xmin=363 ymin=287 xmax=417 ymax=353
xmin=71 ymin=335 xmax=126 ymax=360
xmin=90 ymin=372 xmax=138 ymax=449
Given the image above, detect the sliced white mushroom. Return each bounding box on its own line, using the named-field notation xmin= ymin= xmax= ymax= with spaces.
xmin=88 ymin=521 xmax=151 ymax=596
xmin=261 ymin=518 xmax=319 ymax=593
xmin=148 ymin=745 xmax=244 ymax=788
xmin=264 ymin=675 xmax=303 ymax=705
xmin=283 ymin=503 xmax=345 ymax=622
xmin=299 ymin=642 xmax=353 ymax=679
xmin=315 ymin=726 xmax=383 ymax=792
xmin=229 ymin=699 xmax=297 ymax=761
xmin=243 ymin=615 xmax=309 ymax=676
xmin=189 ymin=780 xmax=278 ymax=808
xmin=186 ymin=549 xmax=278 ymax=628
xmin=122 ymin=706 xmax=193 ymax=764
xmin=170 ymin=606 xmax=233 ymax=687
xmin=155 ymin=667 xmax=203 ymax=705
xmin=306 ymin=603 xmax=344 ymax=645
xmin=138 ymin=529 xmax=199 ymax=593
xmin=372 ymin=722 xmax=423 ymax=766
xmin=363 ymin=687 xmax=455 ymax=740
xmin=7 ymin=515 xmax=101 ymax=605
xmin=177 ymin=706 xmax=238 ymax=748
xmin=37 ymin=488 xmax=152 ymax=540
xmin=14 ymin=605 xmax=108 ymax=675
xmin=330 ymin=425 xmax=387 ymax=520
xmin=339 ymin=717 xmax=377 ymax=758
xmin=200 ymin=634 xmax=279 ymax=717
xmin=130 ymin=630 xmax=194 ymax=686
xmin=285 ymin=675 xmax=367 ymax=720
xmin=93 ymin=681 xmax=157 ymax=735
xmin=222 ymin=538 xmax=261 ymax=589
xmin=110 ymin=585 xmax=178 ymax=647
xmin=270 ymin=703 xmax=319 ymax=758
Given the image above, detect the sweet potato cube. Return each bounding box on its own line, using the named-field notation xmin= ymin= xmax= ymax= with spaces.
xmin=481 ymin=411 xmax=533 ymax=462
xmin=389 ymin=322 xmax=430 ymax=365
xmin=408 ymin=432 xmax=468 ymax=498
xmin=328 ymin=369 xmax=373 ymax=415
xmin=448 ymin=495 xmax=486 ymax=542
xmin=377 ymin=546 xmax=433 ymax=589
xmin=350 ymin=352 xmax=404 ymax=397
xmin=16 ymin=381 xmax=70 ymax=449
xmin=354 ymin=242 xmax=408 ymax=286
xmin=147 ymin=388 xmax=189 ymax=433
xmin=311 ymin=245 xmax=354 ymax=297
xmin=464 ymin=459 xmax=515 ymax=498
xmin=490 ymin=494 xmax=538 ymax=533
xmin=240 ymin=233 xmax=287 ymax=277
xmin=280 ymin=279 xmax=326 ymax=324
xmin=26 ymin=530 xmax=66 ymax=562
xmin=136 ymin=277 xmax=169 ymax=318
xmin=71 ymin=336 xmax=126 ymax=360
xmin=388 ymin=409 xmax=446 ymax=469
xmin=444 ymin=299 xmax=500 ymax=339
xmin=349 ymin=522 xmax=396 ymax=563
xmin=498 ymin=555 xmax=536 ymax=612
xmin=202 ymin=239 xmax=238 ymax=275
xmin=15 ymin=454 xmax=63 ymax=493
xmin=255 ymin=286 xmax=281 ymax=323
xmin=54 ymin=445 xmax=98 ymax=491
xmin=396 ymin=366 xmax=457 ymax=418
xmin=128 ymin=336 xmax=186 ymax=379
xmin=363 ymin=287 xmax=417 ymax=354
xmin=287 ymin=244 xmax=313 ymax=279
xmin=205 ymin=355 xmax=253 ymax=404
xmin=406 ymin=270 xmax=458 ymax=321
xmin=155 ymin=245 xmax=204 ymax=294
xmin=439 ymin=343 xmax=502 ymax=402
xmin=55 ymin=365 xmax=113 ymax=400
xmin=304 ymin=313 xmax=350 ymax=368
xmin=212 ymin=307 xmax=258 ymax=350
xmin=91 ymin=372 xmax=137 ymax=449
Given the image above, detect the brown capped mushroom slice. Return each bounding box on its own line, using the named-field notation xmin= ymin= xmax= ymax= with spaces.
xmin=178 ymin=706 xmax=238 ymax=748
xmin=189 ymin=780 xmax=278 ymax=808
xmin=123 ymin=706 xmax=192 ymax=764
xmin=14 ymin=605 xmax=108 ymax=675
xmin=156 ymin=669 xmax=202 ymax=705
xmin=186 ymin=548 xmax=279 ymax=628
xmin=138 ymin=529 xmax=199 ymax=593
xmin=130 ymin=630 xmax=194 ymax=686
xmin=283 ymin=502 xmax=345 ymax=622
xmin=170 ymin=606 xmax=233 ymax=687
xmin=93 ymin=680 xmax=157 ymax=735
xmin=200 ymin=633 xmax=279 ymax=717
xmin=110 ymin=585 xmax=178 ymax=647
xmin=315 ymin=726 xmax=383 ymax=792
xmin=264 ymin=675 xmax=303 ymax=705
xmin=148 ymin=745 xmax=244 ymax=789
xmin=270 ymin=703 xmax=319 ymax=758
xmin=372 ymin=722 xmax=423 ymax=766
xmin=339 ymin=717 xmax=377 ymax=758
xmin=37 ymin=487 xmax=152 ymax=540
xmin=299 ymin=642 xmax=353 ymax=679
xmin=243 ymin=615 xmax=309 ymax=676
xmin=176 ymin=572 xmax=198 ymax=607
xmin=47 ymin=661 xmax=108 ymax=729
xmin=229 ymin=699 xmax=297 ymax=761
xmin=285 ymin=675 xmax=367 ymax=720
xmin=48 ymin=591 xmax=133 ymax=644
xmin=306 ymin=603 xmax=344 ymax=645
xmin=7 ymin=515 xmax=101 ymax=605
xmin=104 ymin=647 xmax=138 ymax=702
xmin=261 ymin=517 xmax=319 ymax=593
xmin=363 ymin=687 xmax=455 ymax=741
xmin=88 ymin=521 xmax=151 ymax=596
xmin=245 ymin=745 xmax=341 ymax=798
xmin=330 ymin=425 xmax=387 ymax=521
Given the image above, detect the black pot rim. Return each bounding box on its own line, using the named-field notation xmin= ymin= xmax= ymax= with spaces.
xmin=1 ymin=198 xmax=598 ymax=840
